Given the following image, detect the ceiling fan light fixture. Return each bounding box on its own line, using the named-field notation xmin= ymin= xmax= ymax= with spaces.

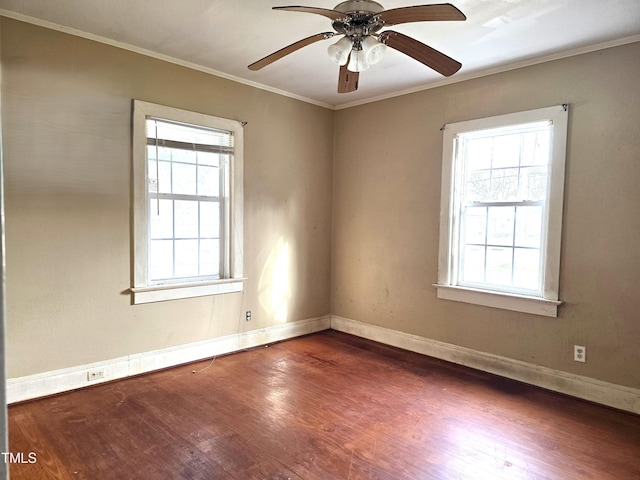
xmin=327 ymin=36 xmax=353 ymax=65
xmin=347 ymin=47 xmax=369 ymax=72
xmin=361 ymin=35 xmax=387 ymax=65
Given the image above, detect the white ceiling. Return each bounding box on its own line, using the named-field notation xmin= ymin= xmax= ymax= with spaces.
xmin=1 ymin=0 xmax=639 ymax=108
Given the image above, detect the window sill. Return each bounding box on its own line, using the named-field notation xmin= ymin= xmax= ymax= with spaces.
xmin=433 ymin=284 xmax=561 ymax=317
xmin=131 ymin=278 xmax=245 ymax=304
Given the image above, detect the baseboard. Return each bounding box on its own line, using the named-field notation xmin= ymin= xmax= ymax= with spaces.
xmin=11 ymin=314 xmax=639 ymax=414
xmin=7 ymin=315 xmax=331 ymax=404
xmin=331 ymin=315 xmax=640 ymax=415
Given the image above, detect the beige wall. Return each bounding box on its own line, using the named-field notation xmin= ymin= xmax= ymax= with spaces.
xmin=3 ymin=16 xmax=639 ymax=391
xmin=1 ymin=18 xmax=334 ymax=377
xmin=332 ymin=42 xmax=640 ymax=389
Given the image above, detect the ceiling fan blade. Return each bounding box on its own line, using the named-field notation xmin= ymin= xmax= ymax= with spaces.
xmin=378 ymin=4 xmax=466 ymax=26
xmin=273 ymin=6 xmax=346 ymax=21
xmin=338 ymin=61 xmax=359 ymax=93
xmin=379 ymin=30 xmax=462 ymax=77
xmin=248 ymin=32 xmax=335 ymax=71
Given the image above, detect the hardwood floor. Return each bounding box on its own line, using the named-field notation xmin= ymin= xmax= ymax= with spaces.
xmin=8 ymin=330 xmax=640 ymax=479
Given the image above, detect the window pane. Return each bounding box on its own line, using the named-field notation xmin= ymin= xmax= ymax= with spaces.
xmin=513 ymin=248 xmax=540 ymax=291
xmin=149 ymin=160 xmax=172 ymax=194
xmin=520 ymin=166 xmax=548 ymax=201
xmin=463 ymin=207 xmax=486 ymax=244
xmin=462 ymin=245 xmax=485 ymax=283
xmin=521 ymin=130 xmax=549 ymax=166
xmin=175 ymin=240 xmax=199 ymax=277
xmin=147 ymin=144 xmax=171 ymax=162
xmin=200 ymin=202 xmax=220 ymax=238
xmin=487 ymin=207 xmax=514 ymax=247
xmin=150 ymin=239 xmax=173 ymax=280
xmin=171 ymin=148 xmax=197 ymax=164
xmin=149 ymin=199 xmax=173 ymax=239
xmin=197 ymin=165 xmax=220 ymax=197
xmin=198 ymin=152 xmax=220 ymax=167
xmin=466 ymin=137 xmax=492 ymax=170
xmin=457 ymin=128 xmax=550 ymax=293
xmin=515 ymin=206 xmax=542 ymax=248
xmin=492 ymin=134 xmax=521 ymax=168
xmin=490 ymin=168 xmax=519 ymax=201
xmin=174 ymin=200 xmax=198 ymax=238
xmin=200 ymin=239 xmax=220 ymax=276
xmin=486 ymin=247 xmax=512 ymax=287
xmin=148 ymin=160 xmax=158 ymax=193
xmin=464 ymin=170 xmax=491 ymax=202
xmin=172 ymin=162 xmax=197 ymax=195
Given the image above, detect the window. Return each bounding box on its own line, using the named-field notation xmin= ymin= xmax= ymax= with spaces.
xmin=131 ymin=100 xmax=244 ymax=304
xmin=435 ymin=105 xmax=568 ymax=317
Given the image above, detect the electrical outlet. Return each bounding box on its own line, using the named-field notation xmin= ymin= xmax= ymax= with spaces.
xmin=245 ymin=310 xmax=252 ymax=321
xmin=87 ymin=368 xmax=105 ymax=381
xmin=574 ymin=345 xmax=586 ymax=363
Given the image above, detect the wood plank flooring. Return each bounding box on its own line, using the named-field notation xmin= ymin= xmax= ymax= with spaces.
xmin=8 ymin=330 xmax=640 ymax=479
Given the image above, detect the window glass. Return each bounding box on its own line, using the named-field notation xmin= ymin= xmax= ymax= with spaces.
xmin=145 ymin=118 xmax=230 ymax=283
xmin=456 ymin=124 xmax=551 ymax=295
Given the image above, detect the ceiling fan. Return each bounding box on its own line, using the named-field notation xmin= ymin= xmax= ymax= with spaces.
xmin=248 ymin=1 xmax=466 ymax=93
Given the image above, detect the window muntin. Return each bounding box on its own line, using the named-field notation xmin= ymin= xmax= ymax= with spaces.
xmin=436 ymin=105 xmax=568 ymax=317
xmin=131 ymin=101 xmax=244 ymax=304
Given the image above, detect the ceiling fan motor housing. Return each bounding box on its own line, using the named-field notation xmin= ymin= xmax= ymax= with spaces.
xmin=332 ymin=0 xmax=385 ymax=38
xmin=333 ymin=0 xmax=384 ymax=14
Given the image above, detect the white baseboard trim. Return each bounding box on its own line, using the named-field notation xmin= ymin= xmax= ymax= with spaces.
xmin=331 ymin=315 xmax=640 ymax=415
xmin=10 ymin=314 xmax=639 ymax=415
xmin=8 ymin=315 xmax=331 ymax=404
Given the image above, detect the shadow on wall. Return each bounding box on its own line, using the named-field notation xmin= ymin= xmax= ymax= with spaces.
xmin=259 ymin=237 xmax=291 ymax=323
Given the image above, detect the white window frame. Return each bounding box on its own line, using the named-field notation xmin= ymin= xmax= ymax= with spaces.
xmin=131 ymin=100 xmax=244 ymax=304
xmin=435 ymin=105 xmax=568 ymax=317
